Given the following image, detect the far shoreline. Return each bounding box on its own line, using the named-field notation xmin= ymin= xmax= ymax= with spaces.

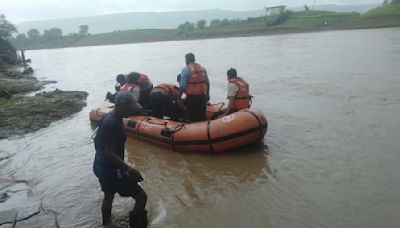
xmin=16 ymin=3 xmax=400 ymax=50
xmin=23 ymin=26 xmax=400 ymax=51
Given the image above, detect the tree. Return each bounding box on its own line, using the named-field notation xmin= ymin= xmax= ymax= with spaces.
xmin=27 ymin=29 xmax=40 ymax=40
xmin=15 ymin=33 xmax=27 ymax=48
xmin=196 ymin=20 xmax=206 ymax=29
xmin=0 ymin=14 xmax=17 ymax=63
xmin=221 ymin=18 xmax=230 ymax=26
xmin=177 ymin=21 xmax=195 ymax=35
xmin=209 ymin=19 xmax=221 ymax=27
xmin=79 ymin=25 xmax=89 ymax=36
xmin=0 ymin=14 xmax=17 ymax=40
xmin=43 ymin=27 xmax=63 ymax=42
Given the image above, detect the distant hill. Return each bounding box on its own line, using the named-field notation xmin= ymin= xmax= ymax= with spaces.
xmin=16 ymin=4 xmax=381 ymax=35
xmin=17 ymin=9 xmax=265 ymax=35
xmin=288 ymin=4 xmax=380 ymax=13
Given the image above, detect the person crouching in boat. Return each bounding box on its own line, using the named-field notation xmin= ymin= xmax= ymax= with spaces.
xmin=93 ymin=91 xmax=148 ymax=227
xmin=224 ymin=68 xmax=252 ymax=115
xmin=105 ymin=74 xmax=127 ymax=103
xmin=115 ymin=74 xmax=127 ymax=92
xmin=122 ymin=72 xmax=153 ymax=109
xmin=178 ymin=53 xmax=210 ymax=122
xmin=149 ymin=83 xmax=185 ymax=120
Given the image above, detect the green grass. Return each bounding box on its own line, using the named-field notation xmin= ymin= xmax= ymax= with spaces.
xmin=339 ymin=3 xmax=400 ymax=28
xmin=279 ymin=11 xmax=359 ymax=30
xmin=363 ymin=2 xmax=400 ymax=17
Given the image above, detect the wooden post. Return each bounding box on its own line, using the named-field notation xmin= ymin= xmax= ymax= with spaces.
xmin=21 ymin=49 xmax=26 ymax=67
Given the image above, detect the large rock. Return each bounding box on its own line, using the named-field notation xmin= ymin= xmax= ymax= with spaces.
xmin=0 ymin=90 xmax=88 ymax=139
xmin=0 ymin=209 xmax=17 ymax=226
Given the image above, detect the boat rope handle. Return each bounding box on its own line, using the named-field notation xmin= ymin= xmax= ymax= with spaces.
xmin=146 ymin=118 xmax=168 ymax=125
xmin=211 ymin=102 xmax=225 ymax=120
xmin=171 ymin=123 xmax=185 ymax=133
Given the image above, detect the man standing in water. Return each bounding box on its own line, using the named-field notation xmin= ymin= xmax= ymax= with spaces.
xmin=93 ymin=91 xmax=148 ymax=228
xmin=178 ymin=53 xmax=210 ymax=122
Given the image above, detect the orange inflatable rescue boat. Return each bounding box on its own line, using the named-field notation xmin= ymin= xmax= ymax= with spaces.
xmin=90 ymin=103 xmax=268 ymax=153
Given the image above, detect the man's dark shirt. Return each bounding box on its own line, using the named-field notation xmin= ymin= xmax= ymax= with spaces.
xmin=93 ymin=112 xmax=126 ymax=186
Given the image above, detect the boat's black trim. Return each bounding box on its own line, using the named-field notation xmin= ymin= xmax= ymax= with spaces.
xmin=125 ymin=122 xmax=268 ymax=147
xmin=242 ymin=110 xmax=265 ymax=142
xmin=207 ymin=121 xmax=215 ymax=153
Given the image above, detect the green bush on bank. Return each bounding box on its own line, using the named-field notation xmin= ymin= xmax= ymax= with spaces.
xmin=363 ymin=2 xmax=400 ymax=17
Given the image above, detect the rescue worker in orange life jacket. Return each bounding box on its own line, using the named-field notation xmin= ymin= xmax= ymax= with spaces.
xmin=105 ymin=74 xmax=127 ymax=103
xmin=121 ymin=73 xmax=141 ymax=102
xmin=224 ymin=68 xmax=251 ymax=115
xmin=149 ymin=83 xmax=185 ymax=121
xmin=177 ymin=53 xmax=210 ymax=122
xmin=122 ymin=72 xmax=153 ymax=109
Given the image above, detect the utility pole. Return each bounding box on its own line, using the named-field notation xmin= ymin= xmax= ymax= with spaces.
xmin=312 ymin=0 xmax=317 ymax=10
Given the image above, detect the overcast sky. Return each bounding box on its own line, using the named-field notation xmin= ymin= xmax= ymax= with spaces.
xmin=1 ymin=0 xmax=382 ymax=23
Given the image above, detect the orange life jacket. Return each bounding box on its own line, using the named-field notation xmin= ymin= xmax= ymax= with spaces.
xmin=229 ymin=77 xmax=250 ymax=110
xmin=121 ymin=83 xmax=139 ymax=92
xmin=186 ymin=63 xmax=207 ymax=95
xmin=154 ymin=83 xmax=179 ymax=100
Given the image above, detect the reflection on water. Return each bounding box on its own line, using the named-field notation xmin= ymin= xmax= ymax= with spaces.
xmin=0 ymin=28 xmax=400 ymax=228
xmin=125 ymin=139 xmax=272 ymax=227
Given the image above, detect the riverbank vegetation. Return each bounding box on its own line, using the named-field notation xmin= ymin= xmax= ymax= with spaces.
xmin=10 ymin=1 xmax=400 ymax=50
xmin=12 ymin=25 xmax=90 ymax=50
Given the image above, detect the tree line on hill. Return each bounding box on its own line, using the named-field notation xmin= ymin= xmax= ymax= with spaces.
xmin=1 ymin=14 xmax=91 ymax=64
xmin=176 ymin=13 xmax=292 ymax=35
xmin=13 ymin=25 xmax=90 ymax=49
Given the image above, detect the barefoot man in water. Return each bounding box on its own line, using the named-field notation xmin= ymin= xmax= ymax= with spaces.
xmin=93 ymin=91 xmax=148 ymax=228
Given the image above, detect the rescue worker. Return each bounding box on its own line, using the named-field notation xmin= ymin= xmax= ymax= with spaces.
xmin=121 ymin=73 xmax=142 ymax=103
xmin=93 ymin=91 xmax=148 ymax=228
xmin=224 ymin=68 xmax=251 ymax=115
xmin=125 ymin=72 xmax=153 ymax=109
xmin=115 ymin=74 xmax=127 ymax=92
xmin=105 ymin=74 xmax=127 ymax=103
xmin=148 ymin=83 xmax=185 ymax=120
xmin=178 ymin=53 xmax=210 ymax=122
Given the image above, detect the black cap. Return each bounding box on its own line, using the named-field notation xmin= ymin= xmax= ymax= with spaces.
xmin=114 ymin=91 xmax=142 ymax=114
xmin=116 ymin=74 xmax=126 ymax=83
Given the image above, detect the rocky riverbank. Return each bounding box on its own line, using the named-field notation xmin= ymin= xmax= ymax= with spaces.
xmin=0 ymin=64 xmax=88 ymax=226
xmin=0 ymin=65 xmax=88 ymax=138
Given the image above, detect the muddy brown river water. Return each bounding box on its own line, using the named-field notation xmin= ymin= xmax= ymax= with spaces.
xmin=1 ymin=28 xmax=400 ymax=228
